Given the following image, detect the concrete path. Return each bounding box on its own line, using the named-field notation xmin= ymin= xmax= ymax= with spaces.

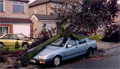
xmin=97 ymin=42 xmax=120 ymax=50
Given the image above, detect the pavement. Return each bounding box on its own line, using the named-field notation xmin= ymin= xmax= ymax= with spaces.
xmin=97 ymin=42 xmax=120 ymax=50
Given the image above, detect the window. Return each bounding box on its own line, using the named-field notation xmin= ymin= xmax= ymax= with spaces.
xmin=79 ymin=39 xmax=86 ymax=44
xmin=0 ymin=27 xmax=8 ymax=36
xmin=13 ymin=1 xmax=24 ymax=13
xmin=2 ymin=35 xmax=9 ymax=39
xmin=0 ymin=0 xmax=3 ymax=11
xmin=50 ymin=37 xmax=68 ymax=47
xmin=9 ymin=35 xmax=17 ymax=39
xmin=67 ymin=39 xmax=77 ymax=47
xmin=42 ymin=23 xmax=53 ymax=30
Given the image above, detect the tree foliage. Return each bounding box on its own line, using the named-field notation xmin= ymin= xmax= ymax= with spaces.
xmin=52 ymin=0 xmax=118 ymax=34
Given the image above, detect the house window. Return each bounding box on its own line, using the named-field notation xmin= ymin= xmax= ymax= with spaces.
xmin=42 ymin=23 xmax=53 ymax=30
xmin=13 ymin=1 xmax=24 ymax=13
xmin=0 ymin=27 xmax=8 ymax=36
xmin=0 ymin=0 xmax=3 ymax=11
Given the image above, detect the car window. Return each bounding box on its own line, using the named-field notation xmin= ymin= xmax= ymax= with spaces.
xmin=79 ymin=39 xmax=86 ymax=44
xmin=17 ymin=34 xmax=26 ymax=40
xmin=50 ymin=37 xmax=68 ymax=47
xmin=67 ymin=39 xmax=77 ymax=47
xmin=9 ymin=35 xmax=17 ymax=39
xmin=2 ymin=35 xmax=9 ymax=39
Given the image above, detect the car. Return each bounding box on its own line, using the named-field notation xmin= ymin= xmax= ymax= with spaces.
xmin=30 ymin=37 xmax=97 ymax=66
xmin=0 ymin=34 xmax=34 ymax=48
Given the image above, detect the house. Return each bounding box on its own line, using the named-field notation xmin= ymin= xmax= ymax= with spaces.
xmin=29 ymin=0 xmax=65 ymax=38
xmin=0 ymin=0 xmax=32 ymax=37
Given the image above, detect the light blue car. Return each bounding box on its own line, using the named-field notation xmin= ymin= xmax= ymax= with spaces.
xmin=30 ymin=37 xmax=97 ymax=66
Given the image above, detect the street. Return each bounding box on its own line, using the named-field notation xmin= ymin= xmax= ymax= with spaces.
xmin=20 ymin=46 xmax=120 ymax=69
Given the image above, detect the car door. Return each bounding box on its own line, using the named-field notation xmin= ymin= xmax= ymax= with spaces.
xmin=0 ymin=34 xmax=10 ymax=46
xmin=77 ymin=38 xmax=88 ymax=55
xmin=7 ymin=34 xmax=18 ymax=47
xmin=64 ymin=38 xmax=78 ymax=59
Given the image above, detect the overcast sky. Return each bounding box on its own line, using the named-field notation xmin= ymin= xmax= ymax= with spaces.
xmin=29 ymin=0 xmax=35 ymax=3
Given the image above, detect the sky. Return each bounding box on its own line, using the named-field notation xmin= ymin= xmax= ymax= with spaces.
xmin=29 ymin=0 xmax=35 ymax=3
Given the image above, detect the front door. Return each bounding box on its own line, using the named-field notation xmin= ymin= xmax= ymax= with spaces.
xmin=77 ymin=38 xmax=88 ymax=54
xmin=65 ymin=38 xmax=78 ymax=59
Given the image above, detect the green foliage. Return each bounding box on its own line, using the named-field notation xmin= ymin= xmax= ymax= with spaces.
xmin=15 ymin=41 xmax=20 ymax=49
xmin=89 ymin=34 xmax=104 ymax=40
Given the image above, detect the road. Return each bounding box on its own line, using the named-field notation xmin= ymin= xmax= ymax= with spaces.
xmin=21 ymin=46 xmax=120 ymax=69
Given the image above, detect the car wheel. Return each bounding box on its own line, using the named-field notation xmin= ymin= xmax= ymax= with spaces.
xmin=23 ymin=43 xmax=28 ymax=48
xmin=0 ymin=43 xmax=4 ymax=48
xmin=86 ymin=48 xmax=94 ymax=58
xmin=53 ymin=57 xmax=61 ymax=66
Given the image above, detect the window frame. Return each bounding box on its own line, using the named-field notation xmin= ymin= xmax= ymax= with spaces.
xmin=0 ymin=26 xmax=9 ymax=36
xmin=42 ymin=23 xmax=53 ymax=30
xmin=13 ymin=1 xmax=24 ymax=13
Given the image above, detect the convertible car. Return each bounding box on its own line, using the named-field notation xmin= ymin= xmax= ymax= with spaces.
xmin=30 ymin=37 xmax=97 ymax=66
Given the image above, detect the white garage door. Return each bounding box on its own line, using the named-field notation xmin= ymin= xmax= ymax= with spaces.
xmin=13 ymin=24 xmax=30 ymax=37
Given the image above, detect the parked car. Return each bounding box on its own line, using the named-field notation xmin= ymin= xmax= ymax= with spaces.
xmin=30 ymin=37 xmax=97 ymax=66
xmin=0 ymin=34 xmax=35 ymax=48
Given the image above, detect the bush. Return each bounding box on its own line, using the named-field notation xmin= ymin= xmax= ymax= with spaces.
xmin=102 ymin=25 xmax=120 ymax=42
xmin=15 ymin=41 xmax=20 ymax=49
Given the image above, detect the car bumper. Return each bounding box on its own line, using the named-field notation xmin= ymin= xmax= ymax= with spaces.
xmin=30 ymin=58 xmax=52 ymax=65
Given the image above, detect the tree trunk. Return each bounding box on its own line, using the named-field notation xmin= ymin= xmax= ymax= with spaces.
xmin=19 ymin=34 xmax=61 ymax=66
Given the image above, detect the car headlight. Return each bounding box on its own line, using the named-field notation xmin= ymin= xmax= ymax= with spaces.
xmin=37 ymin=56 xmax=46 ymax=59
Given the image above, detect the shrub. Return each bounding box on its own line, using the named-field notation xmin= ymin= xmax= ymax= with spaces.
xmin=102 ymin=25 xmax=120 ymax=42
xmin=15 ymin=41 xmax=20 ymax=49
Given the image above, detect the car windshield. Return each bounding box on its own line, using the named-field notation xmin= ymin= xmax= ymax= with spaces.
xmin=50 ymin=37 xmax=68 ymax=47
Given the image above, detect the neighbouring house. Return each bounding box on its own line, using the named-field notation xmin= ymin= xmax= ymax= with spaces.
xmin=29 ymin=0 xmax=65 ymax=38
xmin=0 ymin=0 xmax=32 ymax=37
xmin=31 ymin=14 xmax=58 ymax=38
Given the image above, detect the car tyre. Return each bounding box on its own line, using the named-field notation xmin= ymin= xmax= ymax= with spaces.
xmin=22 ymin=43 xmax=29 ymax=48
xmin=86 ymin=48 xmax=94 ymax=58
xmin=53 ymin=57 xmax=61 ymax=66
xmin=0 ymin=43 xmax=4 ymax=48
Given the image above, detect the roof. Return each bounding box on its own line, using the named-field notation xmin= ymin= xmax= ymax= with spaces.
xmin=11 ymin=0 xmax=29 ymax=3
xmin=34 ymin=14 xmax=57 ymax=21
xmin=29 ymin=0 xmax=65 ymax=8
xmin=0 ymin=17 xmax=32 ymax=24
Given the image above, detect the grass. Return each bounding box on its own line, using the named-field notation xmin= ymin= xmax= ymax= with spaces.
xmin=4 ymin=46 xmax=26 ymax=52
xmin=89 ymin=35 xmax=104 ymax=42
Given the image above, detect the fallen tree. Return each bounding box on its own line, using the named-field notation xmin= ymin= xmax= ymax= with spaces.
xmin=19 ymin=0 xmax=118 ymax=66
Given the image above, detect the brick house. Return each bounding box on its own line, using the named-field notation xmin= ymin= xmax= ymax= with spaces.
xmin=0 ymin=0 xmax=32 ymax=37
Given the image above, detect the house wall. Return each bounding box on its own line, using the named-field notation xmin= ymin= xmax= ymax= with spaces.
xmin=31 ymin=16 xmax=56 ymax=38
xmin=0 ymin=0 xmax=29 ymax=19
xmin=29 ymin=2 xmax=61 ymax=17
xmin=13 ymin=24 xmax=31 ymax=37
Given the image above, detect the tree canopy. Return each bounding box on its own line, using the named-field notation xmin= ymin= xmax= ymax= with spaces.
xmin=52 ymin=0 xmax=118 ymax=34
